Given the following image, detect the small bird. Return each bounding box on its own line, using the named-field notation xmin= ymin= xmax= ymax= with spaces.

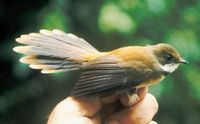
xmin=13 ymin=29 xmax=187 ymax=97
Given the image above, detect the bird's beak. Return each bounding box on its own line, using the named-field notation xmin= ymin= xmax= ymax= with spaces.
xmin=179 ymin=58 xmax=188 ymax=64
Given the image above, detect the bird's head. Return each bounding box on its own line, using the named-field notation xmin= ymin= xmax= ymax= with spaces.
xmin=152 ymin=43 xmax=187 ymax=75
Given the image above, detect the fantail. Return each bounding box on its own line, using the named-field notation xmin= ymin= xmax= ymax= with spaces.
xmin=13 ymin=29 xmax=187 ymax=97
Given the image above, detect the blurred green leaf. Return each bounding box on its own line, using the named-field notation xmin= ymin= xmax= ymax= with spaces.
xmin=182 ymin=7 xmax=200 ymax=27
xmin=146 ymin=0 xmax=166 ymax=14
xmin=184 ymin=66 xmax=200 ymax=100
xmin=98 ymin=3 xmax=137 ymax=34
xmin=129 ymin=38 xmax=153 ymax=45
xmin=39 ymin=7 xmax=68 ymax=31
xmin=118 ymin=0 xmax=143 ymax=10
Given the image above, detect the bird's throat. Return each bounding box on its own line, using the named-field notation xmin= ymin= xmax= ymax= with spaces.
xmin=161 ymin=63 xmax=180 ymax=73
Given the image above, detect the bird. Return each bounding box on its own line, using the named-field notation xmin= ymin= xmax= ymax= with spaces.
xmin=13 ymin=29 xmax=187 ymax=97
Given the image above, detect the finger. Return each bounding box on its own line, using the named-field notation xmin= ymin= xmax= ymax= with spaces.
xmin=68 ymin=96 xmax=102 ymax=117
xmin=63 ymin=115 xmax=101 ymax=124
xmin=100 ymin=87 xmax=148 ymax=109
xmin=120 ymin=87 xmax=148 ymax=107
xmin=103 ymin=102 xmax=121 ymax=115
xmin=47 ymin=96 xmax=102 ymax=124
xmin=49 ymin=96 xmax=102 ymax=118
xmin=108 ymin=94 xmax=158 ymax=124
xmin=100 ymin=93 xmax=119 ymax=104
xmin=48 ymin=110 xmax=101 ymax=124
xmin=48 ymin=116 xmax=93 ymax=124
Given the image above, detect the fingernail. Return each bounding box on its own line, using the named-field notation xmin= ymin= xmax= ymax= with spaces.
xmin=148 ymin=121 xmax=158 ymax=124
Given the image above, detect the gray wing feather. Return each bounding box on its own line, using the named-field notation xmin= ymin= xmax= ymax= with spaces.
xmin=71 ymin=55 xmax=153 ymax=97
xmin=71 ymin=55 xmax=129 ymax=97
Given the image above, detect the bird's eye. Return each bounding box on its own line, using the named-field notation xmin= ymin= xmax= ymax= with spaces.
xmin=165 ymin=54 xmax=173 ymax=62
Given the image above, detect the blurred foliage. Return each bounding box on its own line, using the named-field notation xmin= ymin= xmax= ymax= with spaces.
xmin=0 ymin=0 xmax=200 ymax=124
xmin=99 ymin=2 xmax=137 ymax=34
xmin=40 ymin=7 xmax=68 ymax=31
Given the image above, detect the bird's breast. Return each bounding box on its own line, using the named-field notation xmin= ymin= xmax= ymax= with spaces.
xmin=135 ymin=74 xmax=165 ymax=88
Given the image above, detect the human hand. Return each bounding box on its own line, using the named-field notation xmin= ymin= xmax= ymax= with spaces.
xmin=47 ymin=87 xmax=158 ymax=124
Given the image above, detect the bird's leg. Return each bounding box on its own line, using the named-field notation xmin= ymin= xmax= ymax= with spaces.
xmin=119 ymin=88 xmax=138 ymax=107
xmin=119 ymin=87 xmax=148 ymax=107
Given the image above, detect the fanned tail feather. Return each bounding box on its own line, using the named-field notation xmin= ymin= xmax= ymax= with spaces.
xmin=13 ymin=29 xmax=100 ymax=73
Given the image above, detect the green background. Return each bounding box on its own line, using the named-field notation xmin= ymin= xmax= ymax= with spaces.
xmin=0 ymin=0 xmax=200 ymax=123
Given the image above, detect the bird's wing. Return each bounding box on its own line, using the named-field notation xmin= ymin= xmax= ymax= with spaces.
xmin=71 ymin=55 xmax=152 ymax=97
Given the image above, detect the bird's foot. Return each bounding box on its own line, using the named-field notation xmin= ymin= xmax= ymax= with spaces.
xmin=120 ymin=87 xmax=148 ymax=107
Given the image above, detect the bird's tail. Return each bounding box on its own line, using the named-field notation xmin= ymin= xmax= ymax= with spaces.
xmin=13 ymin=29 xmax=101 ymax=73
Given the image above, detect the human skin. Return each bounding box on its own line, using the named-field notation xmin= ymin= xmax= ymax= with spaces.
xmin=47 ymin=87 xmax=158 ymax=124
